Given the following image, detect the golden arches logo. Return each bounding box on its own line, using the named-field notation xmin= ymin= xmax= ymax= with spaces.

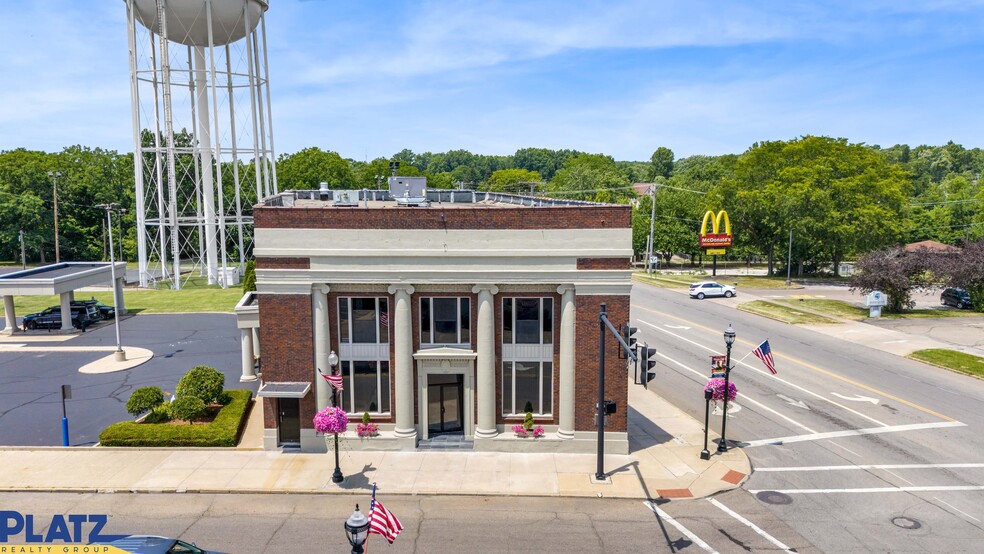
xmin=699 ymin=210 xmax=733 ymax=248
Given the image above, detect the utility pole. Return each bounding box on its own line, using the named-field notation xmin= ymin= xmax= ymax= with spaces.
xmin=97 ymin=203 xmax=126 ymax=362
xmin=645 ymin=184 xmax=659 ymax=274
xmin=19 ymin=230 xmax=26 ymax=270
xmin=786 ymin=229 xmax=793 ymax=287
xmin=48 ymin=171 xmax=62 ymax=263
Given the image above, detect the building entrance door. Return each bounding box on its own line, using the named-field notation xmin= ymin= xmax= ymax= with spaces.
xmin=278 ymin=398 xmax=300 ymax=445
xmin=427 ymin=374 xmax=463 ymax=436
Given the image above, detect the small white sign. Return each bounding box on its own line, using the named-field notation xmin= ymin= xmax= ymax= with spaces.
xmin=865 ymin=291 xmax=888 ymax=307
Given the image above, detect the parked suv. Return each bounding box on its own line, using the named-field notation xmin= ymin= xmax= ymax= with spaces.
xmin=22 ymin=305 xmax=101 ymax=331
xmin=940 ymin=288 xmax=973 ymax=309
xmin=72 ymin=298 xmax=115 ymax=319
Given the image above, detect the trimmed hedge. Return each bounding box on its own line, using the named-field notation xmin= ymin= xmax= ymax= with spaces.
xmin=99 ymin=389 xmax=252 ymax=447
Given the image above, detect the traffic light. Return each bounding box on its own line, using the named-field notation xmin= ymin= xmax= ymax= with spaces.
xmin=620 ymin=324 xmax=638 ymax=359
xmin=641 ymin=344 xmax=657 ymax=388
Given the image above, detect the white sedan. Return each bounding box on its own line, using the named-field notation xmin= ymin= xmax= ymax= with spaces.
xmin=689 ymin=281 xmax=737 ymax=299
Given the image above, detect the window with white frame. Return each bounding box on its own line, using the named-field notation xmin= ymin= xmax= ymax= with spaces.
xmin=502 ymin=297 xmax=553 ymax=344
xmin=338 ymin=360 xmax=391 ymax=414
xmin=501 ymin=297 xmax=554 ymax=416
xmin=502 ymin=361 xmax=552 ymax=416
xmin=420 ymin=297 xmax=470 ymax=346
xmin=338 ymin=297 xmax=389 ymax=344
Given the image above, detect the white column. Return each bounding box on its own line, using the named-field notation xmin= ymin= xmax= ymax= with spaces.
xmin=312 ymin=284 xmax=331 ymax=411
xmin=557 ymin=285 xmax=576 ymax=439
xmin=388 ymin=284 xmax=416 ymax=439
xmin=252 ymin=327 xmax=261 ymax=359
xmin=472 ymin=284 xmax=499 ymax=438
xmin=240 ymin=328 xmax=257 ymax=381
xmin=59 ymin=292 xmax=73 ymax=332
xmin=2 ymin=296 xmax=18 ymax=334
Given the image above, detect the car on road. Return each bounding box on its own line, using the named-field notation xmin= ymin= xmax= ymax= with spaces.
xmin=940 ymin=287 xmax=973 ymax=309
xmin=92 ymin=535 xmax=226 ymax=554
xmin=689 ymin=281 xmax=737 ymax=299
xmin=22 ymin=305 xmax=101 ymax=331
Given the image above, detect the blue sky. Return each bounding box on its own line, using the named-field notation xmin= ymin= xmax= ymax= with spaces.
xmin=1 ymin=0 xmax=983 ymax=161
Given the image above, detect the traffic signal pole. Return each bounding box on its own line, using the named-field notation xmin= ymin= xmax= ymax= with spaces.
xmin=597 ymin=305 xmax=637 ymax=481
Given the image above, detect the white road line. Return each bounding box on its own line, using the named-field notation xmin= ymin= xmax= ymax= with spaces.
xmin=827 ymin=441 xmax=861 ymax=458
xmin=641 ymin=320 xmax=890 ymax=427
xmin=933 ymin=497 xmax=981 ymax=523
xmin=707 ymin=498 xmax=796 ymax=554
xmin=740 ymin=421 xmax=967 ymax=447
xmin=749 ymin=485 xmax=984 ymax=494
xmin=656 ymin=351 xmax=817 ymax=434
xmin=644 ymin=501 xmax=718 ymax=553
xmin=755 ymin=463 xmax=984 ymax=472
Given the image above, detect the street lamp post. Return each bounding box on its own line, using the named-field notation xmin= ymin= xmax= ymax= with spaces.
xmin=97 ymin=204 xmax=126 ymax=362
xmin=329 ymin=350 xmax=343 ymax=483
xmin=48 ymin=171 xmax=62 ymax=263
xmin=717 ymin=325 xmax=736 ymax=453
xmin=344 ymin=504 xmax=370 ymax=553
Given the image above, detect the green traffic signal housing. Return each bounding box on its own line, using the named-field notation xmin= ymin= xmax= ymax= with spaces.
xmin=620 ymin=324 xmax=638 ymax=359
xmin=641 ymin=343 xmax=657 ymax=388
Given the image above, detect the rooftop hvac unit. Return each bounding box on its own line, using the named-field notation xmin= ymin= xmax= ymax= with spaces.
xmin=333 ymin=190 xmax=360 ymax=207
xmin=389 ymin=176 xmax=429 ymax=207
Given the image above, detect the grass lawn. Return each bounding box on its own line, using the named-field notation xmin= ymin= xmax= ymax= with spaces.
xmin=99 ymin=389 xmax=253 ymax=447
xmin=908 ymin=349 xmax=984 ymax=379
xmin=775 ymin=299 xmax=982 ymax=320
xmin=1 ymin=286 xmax=244 ymax=317
xmin=737 ymin=300 xmax=839 ymax=324
xmin=633 ymin=271 xmax=807 ymax=290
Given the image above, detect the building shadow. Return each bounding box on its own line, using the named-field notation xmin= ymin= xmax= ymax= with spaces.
xmin=627 ymin=405 xmax=675 ymax=453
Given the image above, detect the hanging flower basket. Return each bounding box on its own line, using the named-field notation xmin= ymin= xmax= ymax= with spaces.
xmin=313 ymin=406 xmax=348 ymax=435
xmin=704 ymin=378 xmax=738 ymax=402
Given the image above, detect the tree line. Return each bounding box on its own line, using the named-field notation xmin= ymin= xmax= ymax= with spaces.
xmin=2 ymin=137 xmax=982 ymax=278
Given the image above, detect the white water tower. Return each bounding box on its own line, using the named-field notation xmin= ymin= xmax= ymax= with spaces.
xmin=125 ymin=0 xmax=278 ymax=289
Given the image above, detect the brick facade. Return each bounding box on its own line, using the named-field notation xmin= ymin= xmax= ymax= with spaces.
xmin=573 ymin=294 xmax=630 ymax=432
xmin=258 ymin=293 xmax=316 ymax=428
xmin=255 ymin=205 xmax=631 ymax=230
xmin=576 ymin=257 xmax=631 ymax=270
xmin=256 ymin=257 xmax=310 ymax=270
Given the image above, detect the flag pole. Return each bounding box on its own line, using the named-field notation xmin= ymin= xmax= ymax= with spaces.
xmin=735 ymin=339 xmax=767 ymax=366
xmin=364 ymin=482 xmax=376 ymax=554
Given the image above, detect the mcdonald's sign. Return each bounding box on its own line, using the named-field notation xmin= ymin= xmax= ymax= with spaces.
xmin=699 ymin=210 xmax=732 ymax=248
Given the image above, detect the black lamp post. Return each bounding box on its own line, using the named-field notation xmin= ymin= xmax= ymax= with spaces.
xmin=344 ymin=504 xmax=370 ymax=554
xmin=700 ymin=386 xmax=713 ymax=460
xmin=717 ymin=325 xmax=736 ymax=453
xmin=329 ymin=350 xmax=343 ymax=484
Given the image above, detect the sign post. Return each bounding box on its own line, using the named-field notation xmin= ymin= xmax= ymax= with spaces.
xmin=865 ymin=291 xmax=888 ymax=318
xmin=699 ymin=211 xmax=732 ymax=277
xmin=60 ymin=384 xmax=72 ymax=447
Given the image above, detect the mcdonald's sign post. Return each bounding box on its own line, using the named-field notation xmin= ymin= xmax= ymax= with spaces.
xmin=700 ymin=210 xmax=732 ymax=276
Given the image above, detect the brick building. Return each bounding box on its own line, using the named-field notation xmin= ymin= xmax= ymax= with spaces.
xmin=242 ymin=186 xmax=633 ymax=454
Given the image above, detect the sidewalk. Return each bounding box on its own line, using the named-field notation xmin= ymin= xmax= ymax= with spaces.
xmin=0 ymin=381 xmax=749 ymax=500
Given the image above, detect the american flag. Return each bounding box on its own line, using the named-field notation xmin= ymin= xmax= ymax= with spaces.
xmin=317 ymin=367 xmax=344 ymax=390
xmin=752 ymin=339 xmax=777 ymax=375
xmin=369 ymin=483 xmax=403 ymax=545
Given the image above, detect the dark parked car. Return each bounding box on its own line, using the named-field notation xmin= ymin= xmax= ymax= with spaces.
xmin=22 ymin=305 xmax=101 ymax=331
xmin=940 ymin=288 xmax=973 ymax=309
xmin=92 ymin=535 xmax=225 ymax=554
xmin=72 ymin=298 xmax=115 ymax=319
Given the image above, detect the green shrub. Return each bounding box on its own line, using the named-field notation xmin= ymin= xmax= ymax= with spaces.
xmin=242 ymin=260 xmax=256 ymax=293
xmin=523 ymin=411 xmax=535 ymax=431
xmin=144 ymin=403 xmax=172 ymax=423
xmin=362 ymin=411 xmax=371 ymax=425
xmin=176 ymin=365 xmax=225 ymax=404
xmin=217 ymin=391 xmax=232 ymax=405
xmin=125 ymin=386 xmax=165 ymax=417
xmin=171 ymin=396 xmax=208 ymax=423
xmin=99 ymin=390 xmax=252 ymax=447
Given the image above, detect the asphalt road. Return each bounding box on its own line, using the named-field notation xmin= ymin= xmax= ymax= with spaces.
xmin=0 ymin=314 xmax=256 ymax=446
xmin=0 ymin=490 xmax=824 ymax=553
xmin=631 ymin=282 xmax=984 ymax=553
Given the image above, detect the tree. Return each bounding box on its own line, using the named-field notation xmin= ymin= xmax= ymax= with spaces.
xmin=176 ymin=365 xmax=225 ymax=404
xmin=649 ymin=147 xmax=674 ymax=180
xmin=483 ymin=169 xmax=543 ymax=193
xmin=125 ymin=386 xmax=165 ymax=417
xmin=850 ymin=248 xmax=932 ymax=312
xmin=723 ymin=136 xmax=910 ymax=275
xmin=276 ymin=147 xmax=352 ymax=189
xmin=937 ymin=239 xmax=984 ymax=311
xmin=550 ymin=153 xmax=632 ymax=203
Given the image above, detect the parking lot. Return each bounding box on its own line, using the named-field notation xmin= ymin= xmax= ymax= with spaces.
xmin=0 ymin=313 xmax=256 ymax=446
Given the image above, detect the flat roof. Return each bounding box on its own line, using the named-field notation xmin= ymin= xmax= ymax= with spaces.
xmin=0 ymin=262 xmax=127 ymax=296
xmin=0 ymin=263 xmax=109 ymax=280
xmin=263 ymin=189 xmax=610 ymax=209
